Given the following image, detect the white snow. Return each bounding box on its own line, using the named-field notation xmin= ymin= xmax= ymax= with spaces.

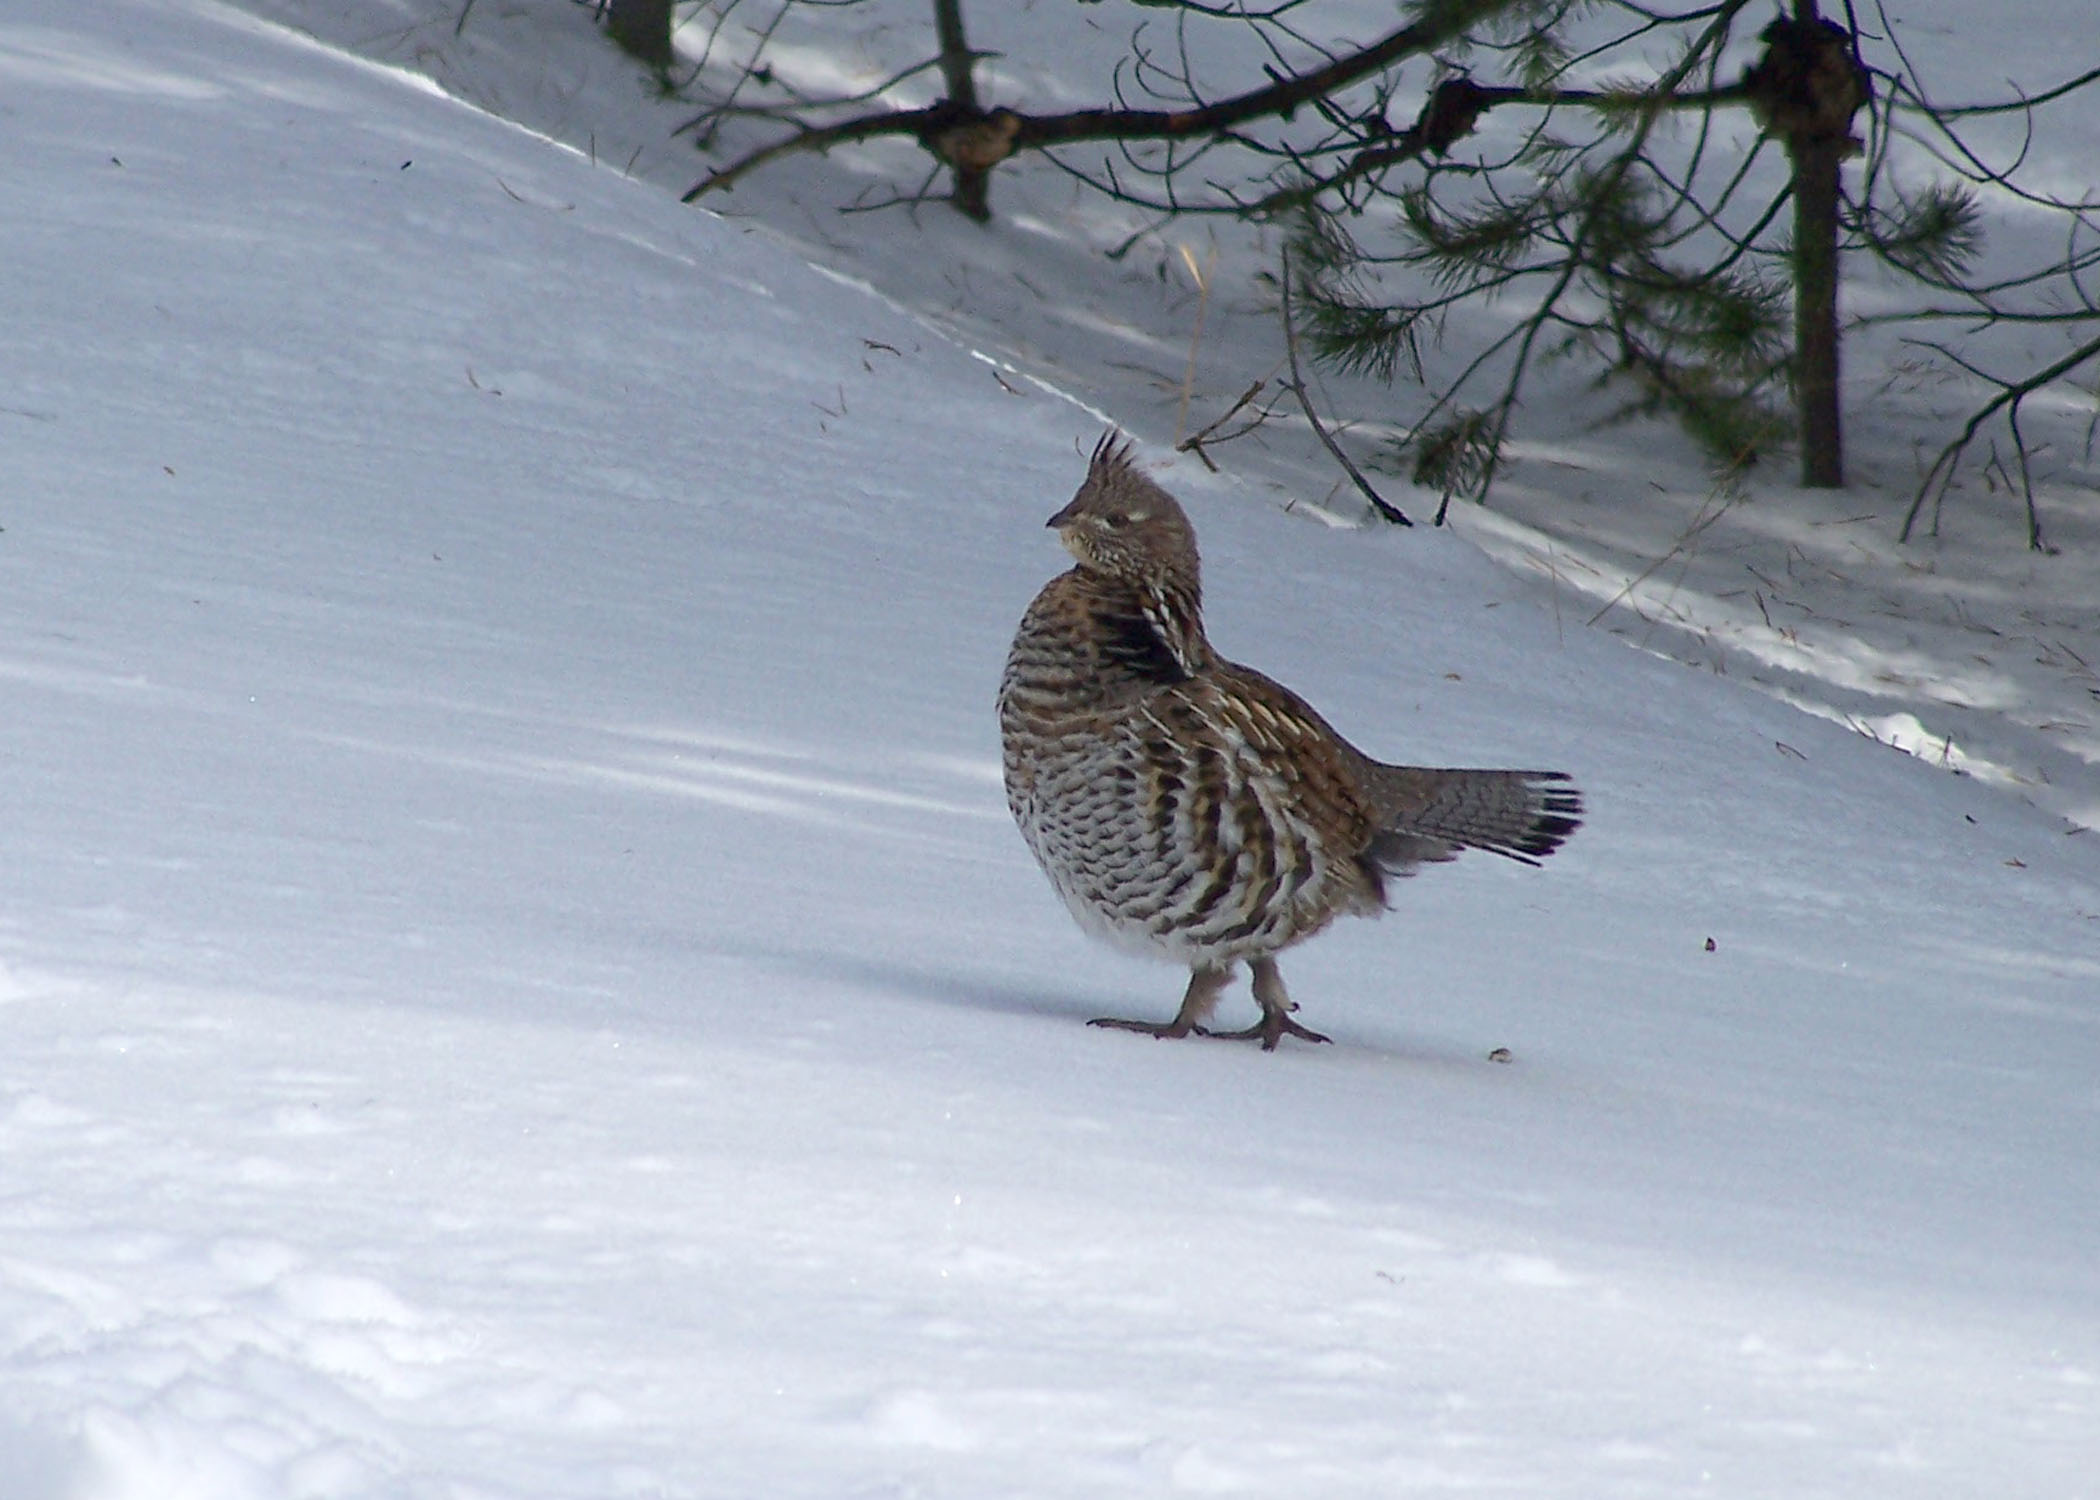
xmin=2 ymin=2 xmax=2097 ymax=1497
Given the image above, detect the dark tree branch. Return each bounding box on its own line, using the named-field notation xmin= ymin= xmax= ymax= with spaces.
xmin=930 ymin=0 xmax=994 ymax=218
xmin=684 ymin=106 xmax=950 ymax=201
xmin=688 ymin=2 xmax=1520 ymax=203
xmin=1256 ymin=75 xmax=1759 ymax=215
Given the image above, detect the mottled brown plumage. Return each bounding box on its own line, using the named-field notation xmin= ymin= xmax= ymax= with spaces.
xmin=998 ymin=432 xmax=1582 ymax=1050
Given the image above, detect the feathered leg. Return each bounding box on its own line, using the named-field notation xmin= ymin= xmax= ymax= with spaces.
xmin=1204 ymin=957 xmax=1331 ymax=1051
xmin=1090 ymin=963 xmax=1233 ymax=1040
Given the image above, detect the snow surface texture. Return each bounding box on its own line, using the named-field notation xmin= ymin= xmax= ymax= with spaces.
xmin=3 ymin=3 xmax=2099 ymax=1498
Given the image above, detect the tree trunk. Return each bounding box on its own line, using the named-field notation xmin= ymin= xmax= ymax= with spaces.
xmin=607 ymin=0 xmax=675 ymax=76
xmin=1745 ymin=0 xmax=1867 ymax=488
xmin=1792 ymin=135 xmax=1845 ymax=488
xmin=931 ymin=0 xmax=993 ymax=221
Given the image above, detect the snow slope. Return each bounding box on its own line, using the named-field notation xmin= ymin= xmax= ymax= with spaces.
xmin=3 ymin=3 xmax=2099 ymax=1497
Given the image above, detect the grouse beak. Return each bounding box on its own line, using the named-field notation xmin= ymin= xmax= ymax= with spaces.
xmin=1045 ymin=502 xmax=1092 ymax=563
xmin=1045 ymin=499 xmax=1087 ymax=560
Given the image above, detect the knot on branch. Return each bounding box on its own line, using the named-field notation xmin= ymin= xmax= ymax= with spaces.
xmin=1417 ymin=77 xmax=1494 ymax=157
xmin=1743 ymin=14 xmax=1871 ymax=154
xmin=920 ymin=105 xmax=1023 ymax=172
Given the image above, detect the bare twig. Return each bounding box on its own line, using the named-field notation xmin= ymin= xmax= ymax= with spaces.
xmin=1585 ymin=484 xmax=1741 ymax=628
xmin=1181 ymin=380 xmax=1269 ymax=447
xmin=1900 ymin=330 xmax=2100 ymax=548
xmin=1280 ymin=246 xmax=1410 ymax=525
xmin=1178 ymin=377 xmax=1281 ymax=471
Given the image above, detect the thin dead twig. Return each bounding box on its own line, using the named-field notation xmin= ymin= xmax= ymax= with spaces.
xmin=1280 ymin=246 xmax=1410 ymax=525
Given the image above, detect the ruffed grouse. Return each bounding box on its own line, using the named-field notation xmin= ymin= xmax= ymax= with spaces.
xmin=998 ymin=433 xmax=1582 ymax=1050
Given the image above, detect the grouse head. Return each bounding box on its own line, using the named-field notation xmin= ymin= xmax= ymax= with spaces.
xmin=1047 ymin=432 xmax=1201 ymax=592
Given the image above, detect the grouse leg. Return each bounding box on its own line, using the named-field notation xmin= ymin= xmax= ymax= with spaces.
xmin=1090 ymin=964 xmax=1233 ymax=1040
xmin=1203 ymin=956 xmax=1331 ymax=1051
